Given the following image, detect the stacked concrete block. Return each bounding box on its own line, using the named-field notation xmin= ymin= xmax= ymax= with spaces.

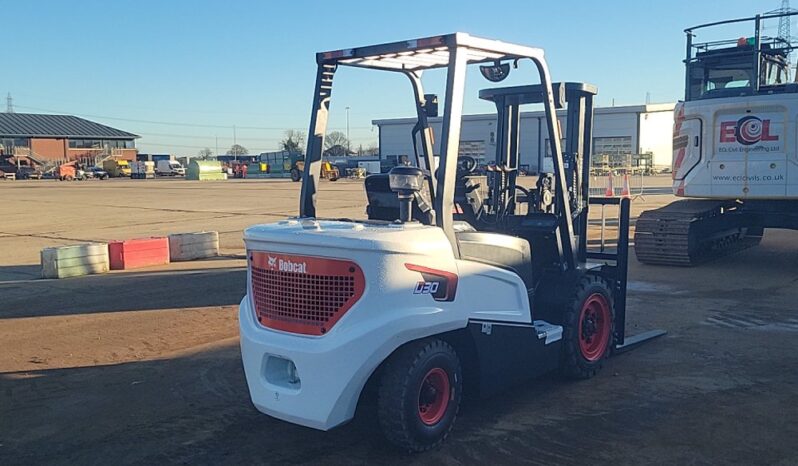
xmin=41 ymin=243 xmax=110 ymax=279
xmin=168 ymin=231 xmax=220 ymax=261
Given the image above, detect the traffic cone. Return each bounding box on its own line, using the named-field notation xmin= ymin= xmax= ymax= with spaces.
xmin=620 ymin=173 xmax=631 ymax=198
xmin=604 ymin=172 xmax=614 ymax=197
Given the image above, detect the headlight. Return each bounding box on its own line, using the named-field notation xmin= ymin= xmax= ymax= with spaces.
xmin=389 ymin=166 xmax=424 ymax=193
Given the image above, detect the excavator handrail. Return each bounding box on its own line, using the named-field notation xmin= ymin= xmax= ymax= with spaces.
xmin=685 ymin=11 xmax=798 ymax=35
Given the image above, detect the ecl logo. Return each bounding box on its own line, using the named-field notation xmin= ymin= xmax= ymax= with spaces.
xmin=719 ymin=116 xmax=779 ymax=145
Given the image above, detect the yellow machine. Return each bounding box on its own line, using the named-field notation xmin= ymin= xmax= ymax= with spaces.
xmin=102 ymin=159 xmax=132 ymax=178
xmin=294 ymin=160 xmax=339 ymax=181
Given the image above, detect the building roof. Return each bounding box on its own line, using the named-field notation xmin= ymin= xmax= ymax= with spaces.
xmin=372 ymin=102 xmax=676 ymax=126
xmin=0 ymin=113 xmax=139 ymax=139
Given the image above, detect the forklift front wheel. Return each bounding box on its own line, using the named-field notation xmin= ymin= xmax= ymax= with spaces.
xmin=561 ymin=274 xmax=614 ymax=379
xmin=377 ymin=338 xmax=462 ymax=452
xmin=290 ymin=168 xmax=301 ymax=182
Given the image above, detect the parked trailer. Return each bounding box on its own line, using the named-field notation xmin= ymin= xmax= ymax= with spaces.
xmin=130 ymin=161 xmax=155 ymax=179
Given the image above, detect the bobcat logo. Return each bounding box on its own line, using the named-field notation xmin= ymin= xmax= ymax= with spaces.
xmin=267 ymin=256 xmax=277 ymax=269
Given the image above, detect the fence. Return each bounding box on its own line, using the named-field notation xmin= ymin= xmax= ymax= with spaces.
xmin=588 ymin=170 xmax=645 ymax=199
xmin=592 ymin=152 xmax=654 ymax=176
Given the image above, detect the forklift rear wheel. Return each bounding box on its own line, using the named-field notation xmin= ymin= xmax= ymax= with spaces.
xmin=290 ymin=168 xmax=301 ymax=182
xmin=561 ymin=274 xmax=614 ymax=379
xmin=377 ymin=338 xmax=462 ymax=452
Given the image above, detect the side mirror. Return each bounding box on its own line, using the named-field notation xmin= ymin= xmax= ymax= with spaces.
xmin=423 ymin=94 xmax=438 ymax=117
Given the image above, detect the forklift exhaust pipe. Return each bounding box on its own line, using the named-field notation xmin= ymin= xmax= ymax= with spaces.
xmin=389 ymin=166 xmax=425 ymax=223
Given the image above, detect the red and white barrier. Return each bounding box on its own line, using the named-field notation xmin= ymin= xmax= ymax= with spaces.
xmin=108 ymin=237 xmax=170 ymax=270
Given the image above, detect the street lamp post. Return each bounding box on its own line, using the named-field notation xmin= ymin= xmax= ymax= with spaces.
xmin=345 ymin=106 xmax=350 ymax=154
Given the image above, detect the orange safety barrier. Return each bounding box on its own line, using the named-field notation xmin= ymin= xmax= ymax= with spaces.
xmin=108 ymin=237 xmax=170 ymax=270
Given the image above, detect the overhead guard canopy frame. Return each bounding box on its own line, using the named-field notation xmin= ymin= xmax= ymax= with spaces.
xmin=299 ymin=33 xmax=571 ymax=260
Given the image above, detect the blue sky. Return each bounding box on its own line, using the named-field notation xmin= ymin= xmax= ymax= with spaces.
xmin=3 ymin=0 xmax=783 ymax=154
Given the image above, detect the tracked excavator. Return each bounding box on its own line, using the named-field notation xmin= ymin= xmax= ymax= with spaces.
xmin=635 ymin=12 xmax=798 ymax=266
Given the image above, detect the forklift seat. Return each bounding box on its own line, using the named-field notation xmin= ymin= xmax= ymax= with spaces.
xmin=364 ymin=174 xmax=433 ymax=224
xmin=456 ymin=231 xmax=534 ymax=288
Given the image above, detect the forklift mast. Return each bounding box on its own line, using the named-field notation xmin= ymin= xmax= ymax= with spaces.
xmin=478 ymin=83 xmax=597 ymax=270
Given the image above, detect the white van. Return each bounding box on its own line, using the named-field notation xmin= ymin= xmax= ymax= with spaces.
xmin=156 ymin=160 xmax=185 ymax=176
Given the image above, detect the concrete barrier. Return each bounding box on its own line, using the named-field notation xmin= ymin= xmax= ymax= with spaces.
xmin=41 ymin=243 xmax=110 ymax=279
xmin=168 ymin=231 xmax=219 ymax=261
xmin=108 ymin=237 xmax=170 ymax=270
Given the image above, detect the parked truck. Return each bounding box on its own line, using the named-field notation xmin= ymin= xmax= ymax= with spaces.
xmin=102 ymin=159 xmax=132 ymax=178
xmin=156 ymin=160 xmax=185 ymax=176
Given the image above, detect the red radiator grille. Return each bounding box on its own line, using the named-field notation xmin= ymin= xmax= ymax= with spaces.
xmin=250 ymin=252 xmax=365 ymax=335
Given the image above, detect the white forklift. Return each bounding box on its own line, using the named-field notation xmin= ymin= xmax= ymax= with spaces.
xmin=239 ymin=33 xmax=662 ymax=452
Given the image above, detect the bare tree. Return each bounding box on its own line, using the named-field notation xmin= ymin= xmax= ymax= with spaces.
xmin=227 ymin=144 xmax=248 ymax=156
xmin=324 ymin=131 xmax=350 ymax=153
xmin=280 ymin=129 xmax=306 ymax=154
xmin=197 ymin=147 xmax=214 ymax=159
xmin=364 ymin=143 xmax=379 ymax=155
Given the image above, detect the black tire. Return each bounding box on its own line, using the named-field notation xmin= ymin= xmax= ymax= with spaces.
xmin=561 ymin=274 xmax=615 ymax=379
xmin=290 ymin=168 xmax=301 ymax=182
xmin=378 ymin=339 xmax=462 ymax=452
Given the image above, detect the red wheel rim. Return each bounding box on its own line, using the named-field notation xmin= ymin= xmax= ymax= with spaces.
xmin=578 ymin=293 xmax=611 ymax=361
xmin=418 ymin=368 xmax=450 ymax=425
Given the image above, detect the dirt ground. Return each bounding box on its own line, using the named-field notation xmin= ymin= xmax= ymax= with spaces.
xmin=1 ymin=176 xmax=797 ymax=465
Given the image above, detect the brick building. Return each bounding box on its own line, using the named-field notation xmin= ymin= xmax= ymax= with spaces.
xmin=0 ymin=113 xmax=138 ymax=165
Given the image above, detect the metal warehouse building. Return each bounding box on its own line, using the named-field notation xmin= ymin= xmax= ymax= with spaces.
xmin=373 ymin=103 xmax=675 ymax=173
xmin=0 ymin=113 xmax=139 ymax=164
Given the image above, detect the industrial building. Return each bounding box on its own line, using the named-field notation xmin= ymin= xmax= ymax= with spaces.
xmin=373 ymin=103 xmax=675 ymax=173
xmin=0 ymin=113 xmax=138 ymax=165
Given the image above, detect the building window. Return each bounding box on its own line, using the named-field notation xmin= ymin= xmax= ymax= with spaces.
xmin=459 ymin=140 xmax=485 ymax=161
xmin=592 ymin=136 xmax=632 ymax=157
xmin=68 ymin=139 xmax=134 ymax=149
xmin=0 ymin=138 xmax=30 ymax=152
xmin=69 ymin=139 xmax=103 ymax=149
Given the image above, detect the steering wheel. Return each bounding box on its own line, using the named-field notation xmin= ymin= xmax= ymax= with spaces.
xmin=496 ymin=184 xmax=532 ymax=217
xmin=457 ymin=155 xmax=478 ymax=174
xmin=506 ymin=184 xmax=531 ymax=199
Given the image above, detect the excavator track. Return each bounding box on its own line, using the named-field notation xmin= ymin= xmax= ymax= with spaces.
xmin=634 ymin=200 xmax=762 ymax=266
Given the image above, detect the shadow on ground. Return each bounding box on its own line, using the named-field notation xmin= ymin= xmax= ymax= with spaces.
xmin=0 ymin=265 xmax=246 ymax=318
xmin=0 ymin=264 xmax=41 ymax=282
xmin=3 ymin=335 xmax=797 ymax=466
